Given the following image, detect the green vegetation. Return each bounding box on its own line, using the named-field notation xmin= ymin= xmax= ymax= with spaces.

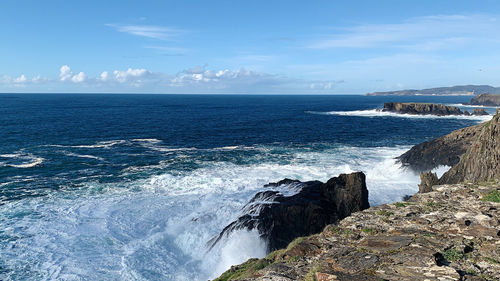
xmin=442 ymin=248 xmax=465 ymax=262
xmin=214 ymin=258 xmax=271 ymax=281
xmin=482 ymin=189 xmax=500 ymax=203
xmin=361 ymin=228 xmax=376 ymax=234
xmin=376 ymin=210 xmax=393 ymax=216
xmin=426 ymin=201 xmax=440 ymax=207
xmin=393 ymin=202 xmax=411 ymax=207
xmin=304 ymin=265 xmax=321 ymax=281
xmin=485 ymin=257 xmax=500 ymax=264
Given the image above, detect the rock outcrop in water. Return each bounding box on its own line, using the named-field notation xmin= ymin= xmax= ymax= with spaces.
xmin=467 ymin=93 xmax=500 ymax=106
xmin=215 ymin=182 xmax=500 ymax=281
xmin=209 ymin=172 xmax=369 ymax=252
xmin=397 ymin=122 xmax=483 ymax=172
xmin=439 ymin=109 xmax=500 ymax=184
xmin=382 ymin=102 xmax=467 ymax=116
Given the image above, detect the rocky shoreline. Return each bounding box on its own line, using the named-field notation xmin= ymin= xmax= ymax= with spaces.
xmin=381 ymin=102 xmax=488 ymax=116
xmin=214 ymin=110 xmax=500 ymax=280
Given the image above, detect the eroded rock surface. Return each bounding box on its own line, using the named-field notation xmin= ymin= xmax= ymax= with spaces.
xmin=215 ymin=183 xmax=500 ymax=281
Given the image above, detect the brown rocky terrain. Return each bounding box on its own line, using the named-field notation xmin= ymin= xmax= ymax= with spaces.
xmin=215 ymin=183 xmax=500 ymax=281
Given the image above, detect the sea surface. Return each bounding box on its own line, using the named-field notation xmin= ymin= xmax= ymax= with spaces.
xmin=0 ymin=94 xmax=496 ymax=280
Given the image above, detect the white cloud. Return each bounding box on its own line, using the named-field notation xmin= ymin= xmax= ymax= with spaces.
xmin=100 ymin=71 xmax=109 ymax=81
xmin=308 ymin=15 xmax=500 ymax=50
xmin=59 ymin=65 xmax=73 ymax=81
xmin=59 ymin=65 xmax=87 ymax=83
xmin=13 ymin=74 xmax=27 ymax=83
xmin=106 ymin=24 xmax=182 ymax=40
xmin=112 ymin=68 xmax=150 ymax=83
xmin=71 ymin=72 xmax=87 ymax=83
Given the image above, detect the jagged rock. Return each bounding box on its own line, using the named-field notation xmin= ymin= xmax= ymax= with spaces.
xmin=215 ymin=183 xmax=500 ymax=281
xmin=382 ymin=102 xmax=464 ymax=116
xmin=472 ymin=108 xmax=489 ymax=116
xmin=440 ymin=111 xmax=500 ymax=184
xmin=397 ymin=123 xmax=483 ymax=171
xmin=209 ymin=172 xmax=369 ymax=252
xmin=418 ymin=171 xmax=438 ymax=193
xmin=468 ymin=93 xmax=500 ymax=106
xmin=464 ymin=110 xmax=471 ymax=116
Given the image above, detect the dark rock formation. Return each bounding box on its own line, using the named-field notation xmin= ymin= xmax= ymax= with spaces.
xmin=467 ymin=93 xmax=500 ymax=106
xmin=367 ymin=85 xmax=500 ymax=96
xmin=418 ymin=171 xmax=438 ymax=193
xmin=472 ymin=108 xmax=489 ymax=116
xmin=397 ymin=123 xmax=483 ymax=171
xmin=382 ymin=102 xmax=464 ymax=116
xmin=210 ymin=172 xmax=369 ymax=252
xmin=439 ymin=109 xmax=500 ymax=184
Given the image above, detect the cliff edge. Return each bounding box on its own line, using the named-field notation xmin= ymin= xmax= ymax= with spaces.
xmin=215 ymin=183 xmax=500 ymax=281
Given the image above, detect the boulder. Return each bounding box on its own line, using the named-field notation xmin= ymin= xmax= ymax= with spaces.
xmin=209 ymin=172 xmax=369 ymax=251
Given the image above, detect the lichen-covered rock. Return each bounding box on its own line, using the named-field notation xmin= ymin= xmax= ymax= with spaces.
xmin=215 ymin=183 xmax=500 ymax=281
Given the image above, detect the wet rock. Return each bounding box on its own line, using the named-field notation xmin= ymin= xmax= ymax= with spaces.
xmin=210 ymin=172 xmax=369 ymax=252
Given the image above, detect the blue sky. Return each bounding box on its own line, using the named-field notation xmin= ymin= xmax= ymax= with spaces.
xmin=2 ymin=0 xmax=500 ymax=94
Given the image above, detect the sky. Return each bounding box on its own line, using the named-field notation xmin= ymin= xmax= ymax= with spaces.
xmin=2 ymin=0 xmax=500 ymax=94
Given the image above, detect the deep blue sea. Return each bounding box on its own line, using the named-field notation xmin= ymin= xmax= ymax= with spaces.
xmin=0 ymin=94 xmax=496 ymax=280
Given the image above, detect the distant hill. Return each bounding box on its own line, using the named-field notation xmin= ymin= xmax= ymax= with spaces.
xmin=366 ymin=85 xmax=500 ymax=96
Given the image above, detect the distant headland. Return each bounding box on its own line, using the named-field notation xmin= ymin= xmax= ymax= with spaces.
xmin=366 ymin=85 xmax=500 ymax=96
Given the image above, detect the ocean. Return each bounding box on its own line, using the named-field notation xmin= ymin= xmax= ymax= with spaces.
xmin=0 ymin=94 xmax=495 ymax=280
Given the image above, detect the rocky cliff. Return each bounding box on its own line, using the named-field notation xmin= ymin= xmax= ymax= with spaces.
xmin=467 ymin=93 xmax=500 ymax=106
xmin=215 ymin=183 xmax=500 ymax=281
xmin=397 ymin=123 xmax=484 ymax=171
xmin=439 ymin=110 xmax=500 ymax=184
xmin=210 ymin=173 xmax=369 ymax=252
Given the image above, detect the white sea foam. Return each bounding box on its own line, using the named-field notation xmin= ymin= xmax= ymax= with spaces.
xmin=306 ymin=109 xmax=492 ymax=122
xmin=0 ymin=144 xmax=438 ymax=280
xmin=446 ymin=103 xmax=499 ymax=109
xmin=60 ymin=151 xmax=105 ymax=161
xmin=0 ymin=153 xmax=44 ymax=168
